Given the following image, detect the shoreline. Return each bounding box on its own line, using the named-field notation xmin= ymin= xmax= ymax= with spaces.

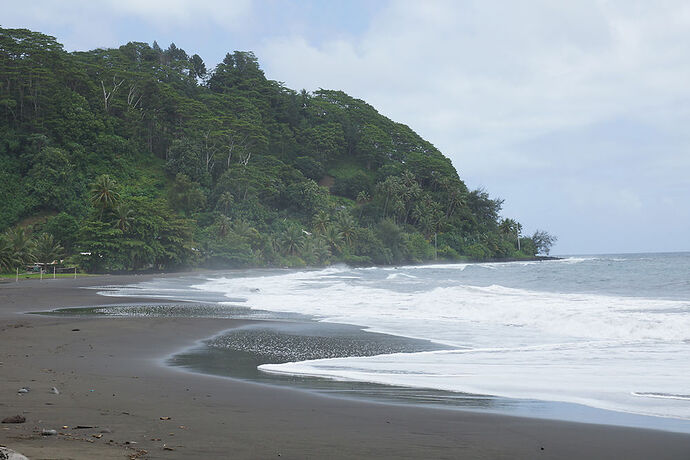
xmin=0 ymin=255 xmax=562 ymax=282
xmin=1 ymin=275 xmax=690 ymax=459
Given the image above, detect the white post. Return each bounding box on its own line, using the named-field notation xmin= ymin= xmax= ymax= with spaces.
xmin=53 ymin=265 xmax=56 ymax=279
xmin=16 ymin=267 xmax=18 ymax=282
xmin=516 ymin=228 xmax=521 ymax=251
xmin=74 ymin=267 xmax=77 ymax=279
xmin=40 ymin=268 xmax=43 ymax=280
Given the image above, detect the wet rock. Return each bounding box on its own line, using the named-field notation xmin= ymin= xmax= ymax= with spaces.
xmin=41 ymin=429 xmax=57 ymax=436
xmin=50 ymin=387 xmax=60 ymax=395
xmin=0 ymin=447 xmax=30 ymax=460
xmin=16 ymin=388 xmax=29 ymax=394
xmin=1 ymin=415 xmax=26 ymax=424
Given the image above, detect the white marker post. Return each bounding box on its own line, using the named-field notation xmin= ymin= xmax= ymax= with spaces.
xmin=53 ymin=265 xmax=56 ymax=279
xmin=16 ymin=267 xmax=18 ymax=282
xmin=74 ymin=267 xmax=77 ymax=279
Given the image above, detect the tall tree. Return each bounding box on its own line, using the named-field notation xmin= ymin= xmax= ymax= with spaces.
xmin=90 ymin=175 xmax=120 ymax=214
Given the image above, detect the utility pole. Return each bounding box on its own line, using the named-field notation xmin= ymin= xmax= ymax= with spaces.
xmin=517 ymin=227 xmax=521 ymax=252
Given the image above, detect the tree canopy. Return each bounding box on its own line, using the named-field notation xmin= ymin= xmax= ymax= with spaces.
xmin=0 ymin=27 xmax=555 ymax=272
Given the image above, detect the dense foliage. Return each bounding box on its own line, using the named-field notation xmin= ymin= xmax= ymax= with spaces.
xmin=0 ymin=28 xmax=555 ymax=272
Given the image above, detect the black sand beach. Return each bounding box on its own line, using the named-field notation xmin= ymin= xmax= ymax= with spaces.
xmin=1 ymin=274 xmax=690 ymax=459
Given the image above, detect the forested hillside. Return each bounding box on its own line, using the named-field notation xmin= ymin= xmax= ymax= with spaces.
xmin=0 ymin=28 xmax=554 ymax=272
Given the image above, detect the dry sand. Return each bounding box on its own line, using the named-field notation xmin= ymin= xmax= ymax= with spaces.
xmin=1 ymin=275 xmax=689 ymax=459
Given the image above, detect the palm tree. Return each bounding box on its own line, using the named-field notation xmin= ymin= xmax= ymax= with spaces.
xmin=233 ymin=220 xmax=259 ymax=239
xmin=90 ymin=174 xmax=120 ymax=215
xmin=113 ymin=203 xmax=134 ymax=232
xmin=4 ymin=228 xmax=34 ymax=265
xmin=215 ymin=215 xmax=232 ymax=238
xmin=356 ymin=190 xmax=370 ymax=218
xmin=0 ymin=236 xmax=20 ymax=272
xmin=356 ymin=190 xmax=370 ymax=205
xmin=311 ymin=211 xmax=330 ymax=235
xmin=377 ymin=176 xmax=402 ymax=219
xmin=313 ymin=238 xmax=332 ymax=265
xmin=336 ymin=213 xmax=357 ymax=247
xmin=216 ymin=192 xmax=234 ymax=215
xmin=445 ymin=186 xmax=467 ymax=219
xmin=322 ymin=225 xmax=344 ymax=254
xmin=33 ymin=234 xmax=64 ymax=265
xmin=233 ymin=220 xmax=260 ymax=248
xmin=278 ymin=226 xmax=304 ymax=256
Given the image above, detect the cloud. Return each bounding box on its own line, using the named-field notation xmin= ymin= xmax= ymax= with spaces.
xmin=1 ymin=0 xmax=254 ymax=51
xmin=3 ymin=0 xmax=689 ymax=252
xmin=257 ymin=0 xmax=690 ymax=252
xmin=102 ymin=0 xmax=254 ymax=29
xmin=259 ymin=1 xmax=690 ymax=170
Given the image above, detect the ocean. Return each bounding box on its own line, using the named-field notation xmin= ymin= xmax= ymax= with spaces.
xmin=96 ymin=252 xmax=690 ymax=429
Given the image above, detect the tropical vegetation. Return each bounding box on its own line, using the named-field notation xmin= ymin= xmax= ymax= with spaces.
xmin=0 ymin=27 xmax=556 ymax=273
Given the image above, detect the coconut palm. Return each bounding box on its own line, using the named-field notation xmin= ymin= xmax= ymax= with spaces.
xmin=215 ymin=215 xmax=232 ymax=238
xmin=322 ymin=224 xmax=343 ymax=254
xmin=90 ymin=174 xmax=120 ymax=214
xmin=232 ymin=220 xmax=259 ymax=241
xmin=0 ymin=236 xmax=20 ymax=272
xmin=356 ymin=190 xmax=370 ymax=218
xmin=311 ymin=211 xmax=330 ymax=235
xmin=113 ymin=203 xmax=134 ymax=232
xmin=312 ymin=238 xmax=332 ymax=265
xmin=216 ymin=192 xmax=234 ymax=215
xmin=336 ymin=213 xmax=357 ymax=247
xmin=4 ymin=227 xmax=34 ymax=265
xmin=33 ymin=234 xmax=64 ymax=265
xmin=377 ymin=175 xmax=402 ymax=219
xmin=278 ymin=226 xmax=304 ymax=256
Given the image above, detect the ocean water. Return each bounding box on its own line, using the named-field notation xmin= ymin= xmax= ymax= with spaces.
xmin=100 ymin=253 xmax=690 ymax=423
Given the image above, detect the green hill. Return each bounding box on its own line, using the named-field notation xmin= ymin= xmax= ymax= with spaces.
xmin=0 ymin=27 xmax=552 ymax=273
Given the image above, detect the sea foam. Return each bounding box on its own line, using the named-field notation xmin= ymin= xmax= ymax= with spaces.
xmin=193 ymin=259 xmax=690 ymax=420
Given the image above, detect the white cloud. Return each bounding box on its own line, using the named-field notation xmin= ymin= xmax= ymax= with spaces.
xmin=1 ymin=0 xmax=254 ymax=51
xmin=3 ymin=0 xmax=689 ymax=252
xmin=258 ymin=1 xmax=690 ymax=171
xmin=102 ymin=0 xmax=254 ymax=29
xmin=256 ymin=0 xmax=690 ymax=252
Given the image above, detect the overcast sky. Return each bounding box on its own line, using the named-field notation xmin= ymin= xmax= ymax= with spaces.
xmin=4 ymin=0 xmax=689 ymax=255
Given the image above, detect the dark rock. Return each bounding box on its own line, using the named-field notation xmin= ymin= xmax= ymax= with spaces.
xmin=1 ymin=415 xmax=26 ymax=424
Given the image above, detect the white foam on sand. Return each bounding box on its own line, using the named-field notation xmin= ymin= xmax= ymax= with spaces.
xmin=0 ymin=447 xmax=29 ymax=460
xmin=193 ymin=265 xmax=690 ymax=420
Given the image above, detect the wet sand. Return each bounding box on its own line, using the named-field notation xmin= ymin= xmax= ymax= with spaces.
xmin=1 ymin=275 xmax=689 ymax=459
